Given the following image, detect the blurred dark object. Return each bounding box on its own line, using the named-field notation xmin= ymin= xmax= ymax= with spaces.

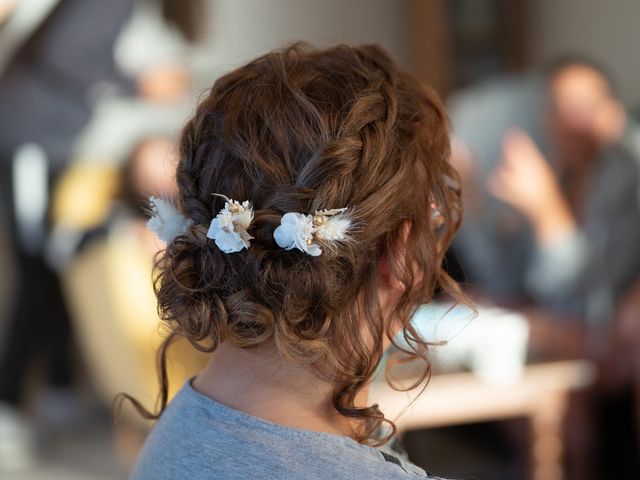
xmin=448 ymin=0 xmax=531 ymax=88
xmin=404 ymin=422 xmax=523 ymax=480
xmin=0 ymin=145 xmax=74 ymax=403
xmin=443 ymin=247 xmax=467 ymax=285
xmin=408 ymin=0 xmax=531 ymax=97
xmin=160 ymin=0 xmax=205 ymax=43
xmin=595 ymin=387 xmax=640 ymax=479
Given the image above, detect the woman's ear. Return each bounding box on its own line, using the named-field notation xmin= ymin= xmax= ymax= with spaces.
xmin=376 ymin=221 xmax=412 ymax=347
xmin=377 ymin=220 xmax=412 ymax=292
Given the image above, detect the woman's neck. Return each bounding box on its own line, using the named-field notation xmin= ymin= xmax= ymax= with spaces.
xmin=192 ymin=341 xmax=369 ymax=438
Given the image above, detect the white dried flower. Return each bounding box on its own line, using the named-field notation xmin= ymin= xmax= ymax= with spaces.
xmin=273 ymin=207 xmax=351 ymax=256
xmin=207 ymin=196 xmax=254 ymax=253
xmin=313 ymin=208 xmax=350 ymax=242
xmin=146 ymin=196 xmax=193 ymax=243
xmin=273 ymin=212 xmax=322 ymax=256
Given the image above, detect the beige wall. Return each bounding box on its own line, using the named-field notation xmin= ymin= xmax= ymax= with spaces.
xmin=203 ymin=0 xmax=410 ymax=72
xmin=200 ymin=1 xmax=640 ymax=108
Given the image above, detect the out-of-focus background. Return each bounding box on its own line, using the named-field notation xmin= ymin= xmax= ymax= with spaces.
xmin=0 ymin=1 xmax=639 ymax=479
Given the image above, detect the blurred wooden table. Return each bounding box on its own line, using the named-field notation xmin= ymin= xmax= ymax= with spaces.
xmin=373 ymin=360 xmax=596 ymax=480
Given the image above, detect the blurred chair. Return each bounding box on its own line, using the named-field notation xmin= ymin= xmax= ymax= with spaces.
xmin=51 ymin=162 xmax=120 ymax=230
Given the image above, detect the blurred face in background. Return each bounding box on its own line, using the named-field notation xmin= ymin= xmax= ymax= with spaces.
xmin=548 ymin=64 xmax=625 ymax=170
xmin=123 ymin=137 xmax=180 ymax=252
xmin=129 ymin=137 xmax=179 ymax=201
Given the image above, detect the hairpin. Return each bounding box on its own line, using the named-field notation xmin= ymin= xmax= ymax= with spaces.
xmin=207 ymin=194 xmax=254 ymax=253
xmin=147 ymin=196 xmax=193 ymax=243
xmin=147 ymin=193 xmax=351 ymax=256
xmin=273 ymin=207 xmax=351 ymax=256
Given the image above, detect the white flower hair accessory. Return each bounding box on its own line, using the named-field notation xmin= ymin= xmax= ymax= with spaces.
xmin=273 ymin=207 xmax=351 ymax=256
xmin=207 ymin=194 xmax=254 ymax=253
xmin=147 ymin=196 xmax=193 ymax=243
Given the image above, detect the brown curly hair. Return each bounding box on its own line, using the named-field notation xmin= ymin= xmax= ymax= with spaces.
xmin=124 ymin=43 xmax=462 ymax=446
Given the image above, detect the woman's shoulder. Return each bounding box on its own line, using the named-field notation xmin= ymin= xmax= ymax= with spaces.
xmin=130 ymin=380 xmax=442 ymax=480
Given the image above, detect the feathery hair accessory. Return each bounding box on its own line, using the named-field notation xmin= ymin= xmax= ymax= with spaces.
xmin=207 ymin=194 xmax=254 ymax=253
xmin=147 ymin=196 xmax=193 ymax=243
xmin=273 ymin=207 xmax=351 ymax=256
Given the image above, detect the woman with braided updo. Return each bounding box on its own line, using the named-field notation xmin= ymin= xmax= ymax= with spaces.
xmin=130 ymin=43 xmax=462 ymax=479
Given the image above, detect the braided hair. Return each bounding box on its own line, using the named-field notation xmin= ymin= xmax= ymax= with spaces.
xmin=124 ymin=43 xmax=463 ymax=445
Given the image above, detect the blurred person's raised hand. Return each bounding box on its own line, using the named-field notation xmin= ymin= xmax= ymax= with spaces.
xmin=487 ymin=129 xmax=577 ymax=246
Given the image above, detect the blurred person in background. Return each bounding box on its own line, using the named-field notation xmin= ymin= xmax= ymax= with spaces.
xmin=490 ymin=59 xmax=640 ymax=349
xmin=450 ymin=58 xmax=640 ymax=478
xmin=58 ymin=135 xmax=207 ymax=467
xmin=0 ymin=0 xmax=191 ymax=470
xmin=451 ymin=58 xmax=640 ymax=355
xmin=0 ymin=0 xmax=135 ymax=470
